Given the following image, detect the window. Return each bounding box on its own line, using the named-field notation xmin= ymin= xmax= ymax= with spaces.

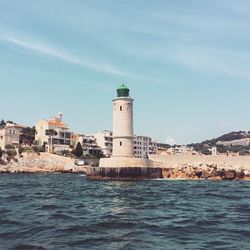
xmin=120 ymin=106 xmax=122 ymax=111
xmin=120 ymin=141 xmax=122 ymax=146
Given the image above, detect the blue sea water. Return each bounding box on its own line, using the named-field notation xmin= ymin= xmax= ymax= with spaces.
xmin=0 ymin=174 xmax=249 ymax=250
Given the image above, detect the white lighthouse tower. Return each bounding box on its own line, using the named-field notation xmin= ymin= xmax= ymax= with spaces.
xmin=112 ymin=84 xmax=134 ymax=158
xmin=98 ymin=84 xmax=154 ymax=168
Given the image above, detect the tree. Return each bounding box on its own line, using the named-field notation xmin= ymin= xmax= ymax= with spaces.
xmin=0 ymin=119 xmax=5 ymax=127
xmin=45 ymin=129 xmax=58 ymax=153
xmin=73 ymin=142 xmax=83 ymax=158
xmin=0 ymin=147 xmax=3 ymax=158
xmin=20 ymin=126 xmax=37 ymax=145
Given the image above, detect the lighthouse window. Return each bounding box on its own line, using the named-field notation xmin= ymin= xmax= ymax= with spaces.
xmin=120 ymin=141 xmax=122 ymax=146
xmin=120 ymin=106 xmax=122 ymax=111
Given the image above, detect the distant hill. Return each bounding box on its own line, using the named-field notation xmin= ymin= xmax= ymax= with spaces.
xmin=188 ymin=131 xmax=250 ymax=155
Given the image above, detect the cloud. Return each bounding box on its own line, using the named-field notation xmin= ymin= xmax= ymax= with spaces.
xmin=0 ymin=33 xmax=158 ymax=82
xmin=0 ymin=34 xmax=127 ymax=74
xmin=172 ymin=47 xmax=250 ymax=80
xmin=165 ymin=136 xmax=177 ymax=145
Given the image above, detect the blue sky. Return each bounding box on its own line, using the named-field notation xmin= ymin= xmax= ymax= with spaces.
xmin=0 ymin=0 xmax=250 ymax=144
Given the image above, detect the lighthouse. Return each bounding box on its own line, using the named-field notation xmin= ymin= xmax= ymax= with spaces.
xmin=112 ymin=84 xmax=134 ymax=158
xmin=87 ymin=84 xmax=162 ymax=180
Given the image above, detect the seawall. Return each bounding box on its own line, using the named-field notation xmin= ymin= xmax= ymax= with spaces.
xmin=86 ymin=167 xmax=163 ymax=180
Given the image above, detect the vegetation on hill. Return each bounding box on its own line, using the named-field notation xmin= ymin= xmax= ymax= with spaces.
xmin=0 ymin=119 xmax=6 ymax=127
xmin=188 ymin=131 xmax=250 ymax=155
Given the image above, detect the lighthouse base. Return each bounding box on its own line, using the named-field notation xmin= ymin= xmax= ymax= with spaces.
xmin=86 ymin=166 xmax=163 ymax=180
xmin=98 ymin=157 xmax=155 ymax=168
xmin=86 ymin=157 xmax=162 ymax=180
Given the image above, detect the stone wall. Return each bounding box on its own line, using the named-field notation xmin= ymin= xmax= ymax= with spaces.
xmin=86 ymin=166 xmax=163 ymax=180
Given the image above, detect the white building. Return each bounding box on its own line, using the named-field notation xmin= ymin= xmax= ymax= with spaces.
xmin=134 ymin=136 xmax=157 ymax=158
xmin=35 ymin=113 xmax=74 ymax=152
xmin=211 ymin=146 xmax=217 ymax=156
xmin=91 ymin=130 xmax=113 ymax=157
xmin=0 ymin=122 xmax=26 ymax=150
xmin=217 ymin=138 xmax=250 ymax=147
xmin=79 ymin=134 xmax=102 ymax=156
xmin=168 ymin=145 xmax=194 ymax=155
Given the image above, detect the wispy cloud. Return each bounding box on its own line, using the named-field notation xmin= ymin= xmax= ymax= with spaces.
xmin=0 ymin=34 xmax=126 ymax=75
xmin=172 ymin=47 xmax=250 ymax=80
xmin=0 ymin=33 xmax=158 ymax=82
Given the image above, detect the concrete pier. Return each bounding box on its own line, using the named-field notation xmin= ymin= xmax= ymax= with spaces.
xmin=86 ymin=166 xmax=163 ymax=180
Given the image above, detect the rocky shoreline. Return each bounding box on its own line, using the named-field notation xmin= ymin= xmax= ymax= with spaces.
xmin=1 ymin=153 xmax=250 ymax=180
xmin=162 ymin=165 xmax=250 ymax=181
xmin=0 ymin=152 xmax=86 ymax=174
xmin=151 ymin=154 xmax=250 ymax=181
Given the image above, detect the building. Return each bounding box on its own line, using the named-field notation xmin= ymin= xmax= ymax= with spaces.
xmin=91 ymin=130 xmax=113 ymax=157
xmin=167 ymin=145 xmax=194 ymax=155
xmin=98 ymin=84 xmax=154 ymax=168
xmin=211 ymin=146 xmax=217 ymax=156
xmin=79 ymin=134 xmax=103 ymax=156
xmin=0 ymin=122 xmax=26 ymax=150
xmin=134 ymin=135 xmax=157 ymax=158
xmin=85 ymin=131 xmax=157 ymax=158
xmin=35 ymin=113 xmax=73 ymax=152
xmin=217 ymin=138 xmax=250 ymax=147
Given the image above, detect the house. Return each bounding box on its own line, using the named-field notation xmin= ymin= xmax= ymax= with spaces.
xmin=0 ymin=122 xmax=26 ymax=150
xmin=35 ymin=113 xmax=74 ymax=152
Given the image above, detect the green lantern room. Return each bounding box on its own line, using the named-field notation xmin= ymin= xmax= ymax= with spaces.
xmin=117 ymin=84 xmax=130 ymax=97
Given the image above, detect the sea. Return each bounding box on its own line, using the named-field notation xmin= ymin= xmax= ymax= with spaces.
xmin=0 ymin=174 xmax=249 ymax=250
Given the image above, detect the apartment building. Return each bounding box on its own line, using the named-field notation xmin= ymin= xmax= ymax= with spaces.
xmin=78 ymin=134 xmax=102 ymax=156
xmin=35 ymin=113 xmax=73 ymax=152
xmin=91 ymin=130 xmax=113 ymax=157
xmin=0 ymin=122 xmax=26 ymax=150
xmin=84 ymin=130 xmax=157 ymax=158
xmin=134 ymin=135 xmax=157 ymax=158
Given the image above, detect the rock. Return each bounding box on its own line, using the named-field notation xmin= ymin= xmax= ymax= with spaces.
xmin=184 ymin=166 xmax=195 ymax=177
xmin=221 ymin=170 xmax=236 ymax=180
xmin=208 ymin=176 xmax=221 ymax=180
xmin=162 ymin=168 xmax=173 ymax=178
xmin=244 ymin=174 xmax=250 ymax=181
xmin=236 ymin=171 xmax=245 ymax=180
xmin=201 ymin=169 xmax=211 ymax=179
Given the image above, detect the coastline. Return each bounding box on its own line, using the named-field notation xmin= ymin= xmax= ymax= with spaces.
xmin=1 ymin=153 xmax=250 ymax=180
xmin=0 ymin=152 xmax=86 ymax=174
xmin=151 ymin=154 xmax=250 ymax=181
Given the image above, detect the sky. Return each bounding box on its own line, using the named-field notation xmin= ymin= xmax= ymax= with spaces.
xmin=0 ymin=0 xmax=250 ymax=144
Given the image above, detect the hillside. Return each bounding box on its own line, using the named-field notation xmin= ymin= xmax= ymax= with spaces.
xmin=188 ymin=131 xmax=250 ymax=155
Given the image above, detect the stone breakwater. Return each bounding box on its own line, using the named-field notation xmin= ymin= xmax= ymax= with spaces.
xmin=162 ymin=165 xmax=250 ymax=180
xmin=1 ymin=152 xmax=250 ymax=180
xmin=0 ymin=153 xmax=86 ymax=173
xmin=150 ymin=154 xmax=250 ymax=181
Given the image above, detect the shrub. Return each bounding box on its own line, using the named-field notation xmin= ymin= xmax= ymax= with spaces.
xmin=0 ymin=147 xmax=3 ymax=158
xmin=61 ymin=150 xmax=71 ymax=157
xmin=31 ymin=146 xmax=41 ymax=155
xmin=5 ymin=144 xmax=15 ymax=150
xmin=6 ymin=149 xmax=17 ymax=157
xmin=18 ymin=147 xmax=24 ymax=155
xmin=6 ymin=155 xmax=12 ymax=162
